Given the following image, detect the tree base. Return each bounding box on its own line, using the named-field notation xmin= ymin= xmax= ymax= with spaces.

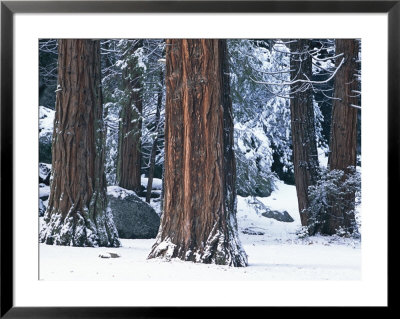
xmin=148 ymin=224 xmax=248 ymax=267
xmin=40 ymin=207 xmax=120 ymax=247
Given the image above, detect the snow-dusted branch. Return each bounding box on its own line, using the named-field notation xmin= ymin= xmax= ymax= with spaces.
xmin=312 ymin=53 xmax=343 ymax=62
xmin=250 ymin=57 xmax=344 ymax=87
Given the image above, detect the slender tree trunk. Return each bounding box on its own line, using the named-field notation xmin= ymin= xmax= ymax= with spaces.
xmin=148 ymin=39 xmax=247 ymax=267
xmin=326 ymin=39 xmax=359 ymax=234
xmin=40 ymin=39 xmax=120 ymax=247
xmin=146 ymin=69 xmax=164 ymax=203
xmin=289 ymin=39 xmax=320 ymax=233
xmin=117 ymin=40 xmax=143 ymax=194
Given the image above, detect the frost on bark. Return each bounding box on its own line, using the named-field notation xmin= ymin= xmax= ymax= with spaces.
xmin=326 ymin=39 xmax=359 ymax=234
xmin=289 ymin=39 xmax=320 ymax=233
xmin=148 ymin=39 xmax=247 ymax=267
xmin=117 ymin=40 xmax=143 ymax=194
xmin=40 ymin=40 xmax=120 ymax=247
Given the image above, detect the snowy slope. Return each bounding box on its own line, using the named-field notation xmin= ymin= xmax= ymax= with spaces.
xmin=39 ymin=181 xmax=360 ymax=281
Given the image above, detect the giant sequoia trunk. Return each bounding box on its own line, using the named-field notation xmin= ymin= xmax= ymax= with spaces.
xmin=40 ymin=40 xmax=120 ymax=247
xmin=148 ymin=39 xmax=247 ymax=267
xmin=117 ymin=40 xmax=143 ymax=194
xmin=326 ymin=39 xmax=359 ymax=234
xmin=289 ymin=39 xmax=320 ymax=233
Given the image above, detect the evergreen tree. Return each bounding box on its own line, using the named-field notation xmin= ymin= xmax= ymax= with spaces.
xmin=40 ymin=39 xmax=120 ymax=247
xmin=289 ymin=39 xmax=320 ymax=233
xmin=326 ymin=39 xmax=360 ymax=235
xmin=148 ymin=39 xmax=247 ymax=266
xmin=228 ymin=39 xmax=292 ymax=195
xmin=116 ymin=40 xmax=144 ymax=193
xmin=102 ymin=39 xmax=166 ymax=188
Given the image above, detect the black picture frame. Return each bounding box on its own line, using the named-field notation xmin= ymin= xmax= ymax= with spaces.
xmin=1 ymin=0 xmax=395 ymax=317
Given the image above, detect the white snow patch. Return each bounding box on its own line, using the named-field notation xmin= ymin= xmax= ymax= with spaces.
xmin=318 ymin=147 xmax=329 ymax=168
xmin=107 ymin=186 xmax=136 ymax=199
xmin=39 ymin=106 xmax=55 ymax=137
xmin=39 ymin=184 xmax=50 ymax=198
xmin=141 ymin=175 xmax=162 ymax=190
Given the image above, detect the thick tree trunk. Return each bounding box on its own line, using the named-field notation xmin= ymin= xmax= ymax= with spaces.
xmin=146 ymin=69 xmax=164 ymax=203
xmin=326 ymin=39 xmax=359 ymax=234
xmin=117 ymin=40 xmax=143 ymax=194
xmin=148 ymin=39 xmax=247 ymax=267
xmin=40 ymin=39 xmax=120 ymax=247
xmin=289 ymin=39 xmax=320 ymax=233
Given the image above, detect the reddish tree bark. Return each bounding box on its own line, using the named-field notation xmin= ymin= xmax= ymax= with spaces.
xmin=326 ymin=39 xmax=359 ymax=234
xmin=117 ymin=40 xmax=143 ymax=194
xmin=289 ymin=39 xmax=320 ymax=232
xmin=40 ymin=39 xmax=120 ymax=247
xmin=148 ymin=39 xmax=247 ymax=266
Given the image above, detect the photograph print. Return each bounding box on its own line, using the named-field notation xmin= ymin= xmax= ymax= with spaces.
xmin=38 ymin=38 xmax=361 ymax=280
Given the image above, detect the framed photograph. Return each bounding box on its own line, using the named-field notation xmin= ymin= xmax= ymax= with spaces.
xmin=1 ymin=0 xmax=395 ymax=316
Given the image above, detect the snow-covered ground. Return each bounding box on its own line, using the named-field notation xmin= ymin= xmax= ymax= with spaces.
xmin=39 ymin=180 xmax=361 ymax=281
xmin=39 ymin=106 xmax=54 ymax=136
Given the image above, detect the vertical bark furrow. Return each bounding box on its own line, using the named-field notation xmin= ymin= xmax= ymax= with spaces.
xmin=148 ymin=39 xmax=247 ymax=266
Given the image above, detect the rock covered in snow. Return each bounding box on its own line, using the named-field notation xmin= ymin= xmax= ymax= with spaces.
xmin=39 ymin=162 xmax=52 ymax=185
xmin=98 ymin=252 xmax=120 ymax=258
xmin=39 ymin=199 xmax=46 ymax=217
xmin=39 ymin=106 xmax=55 ymax=163
xmin=247 ymin=197 xmax=294 ymax=223
xmin=39 ymin=162 xmax=52 ymax=216
xmin=242 ymin=227 xmax=265 ymax=235
xmin=39 ymin=183 xmax=50 ymax=201
xmin=261 ymin=210 xmax=294 ymax=223
xmin=107 ymin=186 xmax=160 ymax=239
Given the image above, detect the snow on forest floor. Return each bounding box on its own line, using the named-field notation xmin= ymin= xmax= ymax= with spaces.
xmin=39 ymin=181 xmax=361 ymax=281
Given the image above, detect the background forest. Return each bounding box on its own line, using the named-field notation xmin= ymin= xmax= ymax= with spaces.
xmin=38 ymin=39 xmax=361 ymax=279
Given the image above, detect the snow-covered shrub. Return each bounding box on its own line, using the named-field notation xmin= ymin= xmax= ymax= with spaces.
xmin=234 ymin=123 xmax=276 ymax=197
xmin=335 ymin=226 xmax=353 ymax=239
xmin=303 ymin=167 xmax=361 ymax=236
xmin=295 ymin=226 xmax=310 ymax=239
